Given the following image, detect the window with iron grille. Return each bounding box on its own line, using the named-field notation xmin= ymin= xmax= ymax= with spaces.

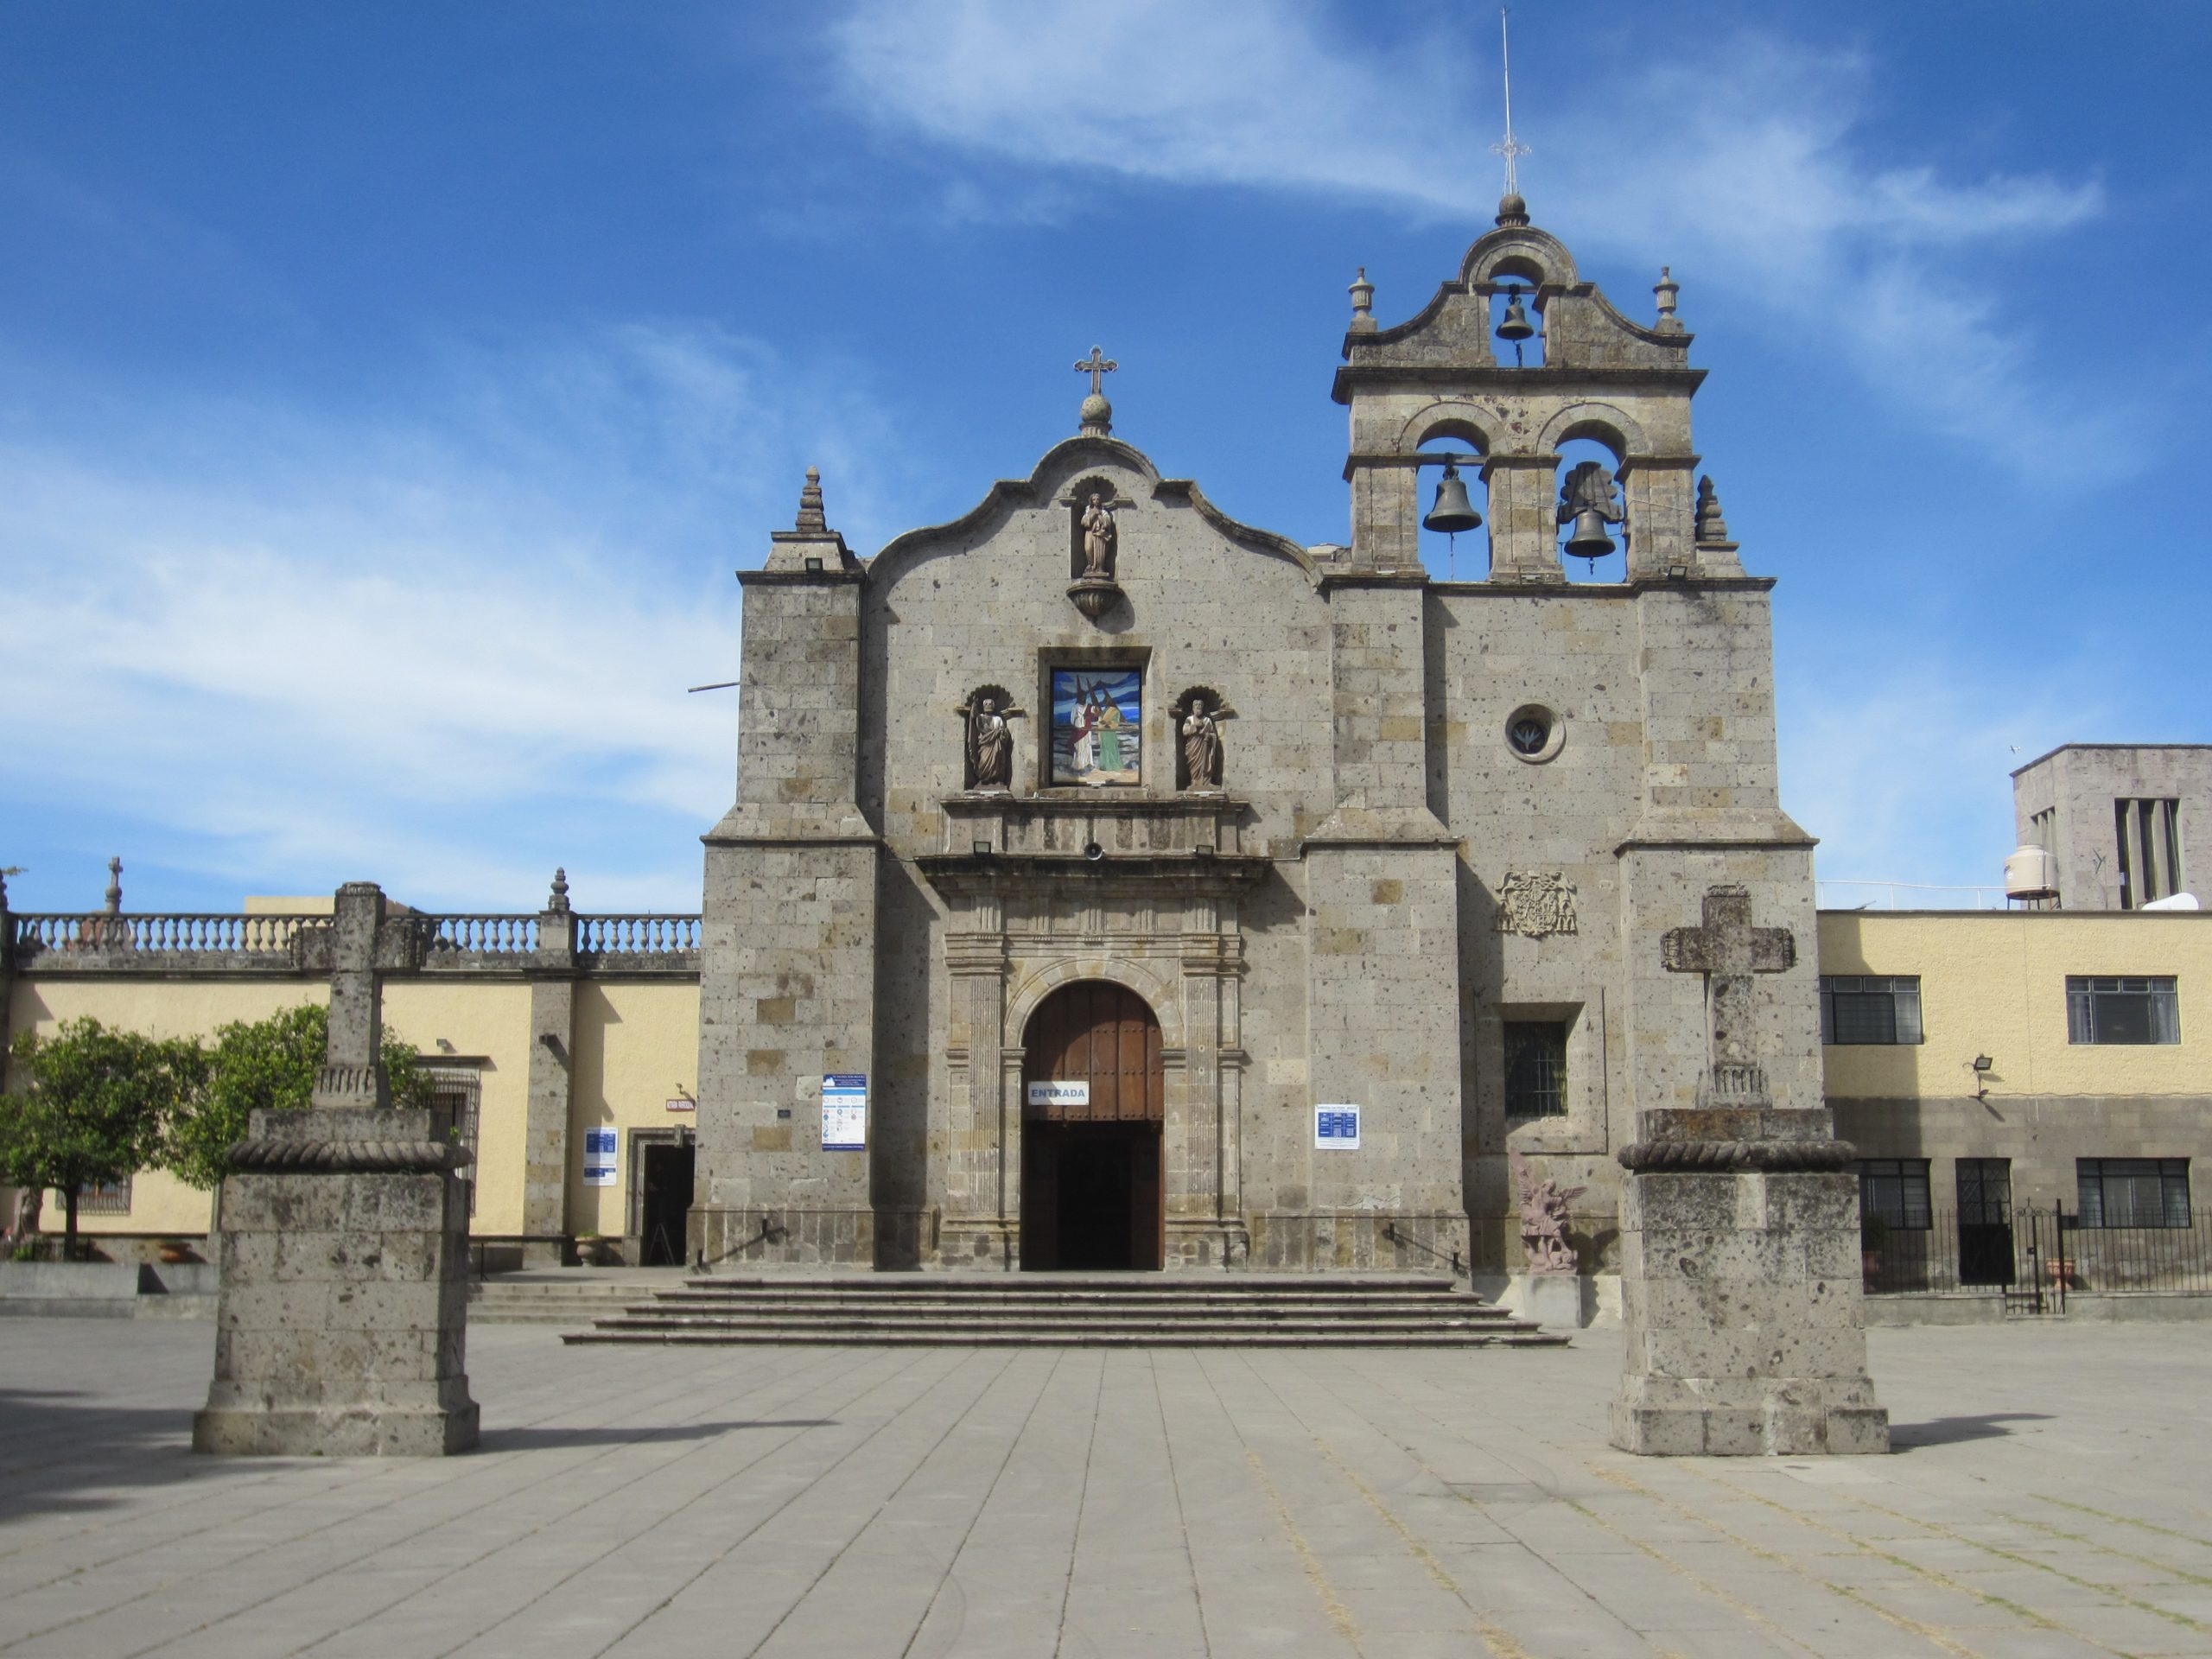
xmin=2077 ymin=1159 xmax=2191 ymax=1229
xmin=1819 ymin=976 xmax=1923 ymax=1045
xmin=1955 ymin=1158 xmax=2012 ymax=1226
xmin=2066 ymin=976 xmax=2180 ymax=1045
xmin=1854 ymin=1159 xmax=1931 ymax=1230
xmin=73 ymin=1176 xmax=131 ymax=1216
xmin=422 ymin=1066 xmax=481 ymax=1216
xmin=1503 ymin=1021 xmax=1567 ymax=1118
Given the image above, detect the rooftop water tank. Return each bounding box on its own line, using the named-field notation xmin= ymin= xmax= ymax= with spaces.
xmin=2004 ymin=843 xmax=2058 ymax=902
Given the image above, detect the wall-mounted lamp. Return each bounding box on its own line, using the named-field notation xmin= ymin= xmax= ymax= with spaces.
xmin=1970 ymin=1053 xmax=1993 ymax=1101
xmin=435 ymin=1037 xmax=455 ymax=1053
xmin=972 ymin=840 xmax=993 ymax=856
xmin=804 ymin=556 xmax=824 ymax=573
xmin=538 ymin=1032 xmax=568 ymax=1065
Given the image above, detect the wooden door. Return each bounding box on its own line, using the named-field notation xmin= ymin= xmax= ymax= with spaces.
xmin=1022 ymin=982 xmax=1163 ymax=1122
xmin=1020 ymin=982 xmax=1166 ymax=1269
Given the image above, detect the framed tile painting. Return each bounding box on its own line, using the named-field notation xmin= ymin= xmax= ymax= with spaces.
xmin=1051 ymin=668 xmax=1141 ymax=786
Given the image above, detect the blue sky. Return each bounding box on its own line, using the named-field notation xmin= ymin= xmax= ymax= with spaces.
xmin=3 ymin=1 xmax=2207 ymax=917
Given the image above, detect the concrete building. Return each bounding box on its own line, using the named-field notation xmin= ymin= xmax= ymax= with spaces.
xmin=2012 ymin=743 xmax=2209 ymax=912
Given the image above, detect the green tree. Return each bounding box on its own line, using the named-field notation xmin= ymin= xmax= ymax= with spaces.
xmin=163 ymin=1002 xmax=435 ymax=1238
xmin=0 ymin=1018 xmax=206 ymax=1259
xmin=161 ymin=1008 xmax=437 ymax=1256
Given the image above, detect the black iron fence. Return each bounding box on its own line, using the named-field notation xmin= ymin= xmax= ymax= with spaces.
xmin=1864 ymin=1205 xmax=2212 ymax=1306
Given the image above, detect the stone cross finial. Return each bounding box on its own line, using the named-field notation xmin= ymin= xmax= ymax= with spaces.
xmin=1662 ymin=885 xmax=1795 ymax=1103
xmin=1075 ymin=346 xmax=1117 ymax=397
xmin=1074 ymin=347 xmax=1117 ymax=436
xmin=795 ymin=467 xmax=826 ymax=533
xmin=547 ymin=867 xmax=571 ymax=914
xmin=104 ymin=855 xmax=123 ymax=915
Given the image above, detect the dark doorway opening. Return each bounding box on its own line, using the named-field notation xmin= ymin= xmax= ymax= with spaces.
xmin=1020 ymin=980 xmax=1166 ymax=1272
xmin=1023 ymin=1121 xmax=1162 ymax=1270
xmin=639 ymin=1141 xmax=695 ymax=1267
xmin=1956 ymin=1157 xmax=2014 ymax=1287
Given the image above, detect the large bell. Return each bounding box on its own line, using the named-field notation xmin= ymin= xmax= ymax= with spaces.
xmin=1563 ymin=507 xmax=1617 ymax=561
xmin=1496 ymin=284 xmax=1535 ymax=343
xmin=1422 ymin=461 xmax=1482 ymax=535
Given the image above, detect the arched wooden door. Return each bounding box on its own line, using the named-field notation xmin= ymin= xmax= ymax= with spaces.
xmin=1020 ymin=982 xmax=1164 ymax=1270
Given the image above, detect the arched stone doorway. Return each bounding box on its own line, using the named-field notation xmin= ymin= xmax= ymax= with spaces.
xmin=1020 ymin=981 xmax=1164 ymax=1270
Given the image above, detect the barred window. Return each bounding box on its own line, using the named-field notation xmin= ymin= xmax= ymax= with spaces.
xmin=2078 ymin=1159 xmax=2191 ymax=1229
xmin=1820 ymin=976 xmax=1923 ymax=1045
xmin=1503 ymin=1021 xmax=1567 ymax=1118
xmin=1854 ymin=1159 xmax=1931 ymax=1230
xmin=422 ymin=1066 xmax=482 ymax=1216
xmin=73 ymin=1176 xmax=132 ymax=1216
xmin=2066 ymin=977 xmax=2179 ymax=1046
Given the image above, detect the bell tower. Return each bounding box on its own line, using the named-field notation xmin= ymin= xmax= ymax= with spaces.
xmin=1332 ymin=194 xmax=1727 ymax=584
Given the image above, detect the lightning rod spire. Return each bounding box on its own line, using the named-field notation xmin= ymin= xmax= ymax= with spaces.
xmin=1491 ymin=5 xmax=1531 ymax=201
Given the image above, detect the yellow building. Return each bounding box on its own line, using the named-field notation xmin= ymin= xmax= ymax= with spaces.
xmin=1821 ymin=907 xmax=2211 ymax=1290
xmin=2 ymin=881 xmax=702 ymax=1268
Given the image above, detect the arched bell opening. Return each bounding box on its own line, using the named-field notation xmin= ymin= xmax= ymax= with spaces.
xmin=1414 ymin=425 xmax=1489 ymax=582
xmin=1553 ymin=431 xmax=1628 ymax=584
xmin=1018 ymin=980 xmax=1165 ymax=1271
xmin=1480 ymin=255 xmax=1548 ymax=368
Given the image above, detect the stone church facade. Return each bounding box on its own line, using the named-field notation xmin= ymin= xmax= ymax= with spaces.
xmin=692 ymin=196 xmax=1826 ymax=1277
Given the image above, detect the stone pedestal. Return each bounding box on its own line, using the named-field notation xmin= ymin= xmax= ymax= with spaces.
xmin=1521 ymin=1271 xmax=1587 ymax=1332
xmin=194 ymin=1105 xmax=479 ymax=1457
xmin=1610 ymin=1119 xmax=1885 ymax=1451
xmin=1611 ymin=1108 xmax=1888 ymax=1457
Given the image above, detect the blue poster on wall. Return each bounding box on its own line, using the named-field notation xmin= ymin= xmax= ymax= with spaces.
xmin=1051 ymin=668 xmax=1141 ymax=786
xmin=583 ymin=1127 xmax=619 ymax=1186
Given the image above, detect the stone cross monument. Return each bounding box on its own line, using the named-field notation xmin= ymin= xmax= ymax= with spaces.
xmin=1611 ymin=885 xmax=1888 ymax=1457
xmin=194 ymin=881 xmax=480 ymax=1456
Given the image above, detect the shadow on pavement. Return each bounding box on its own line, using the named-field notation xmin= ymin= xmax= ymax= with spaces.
xmin=478 ymin=1420 xmax=839 ymax=1451
xmin=1887 ymin=1411 xmax=2054 ymax=1450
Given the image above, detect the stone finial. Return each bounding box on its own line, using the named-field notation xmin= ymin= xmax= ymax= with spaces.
xmin=0 ymin=868 xmax=10 ymax=912
xmin=1348 ymin=267 xmax=1376 ymax=333
xmin=1495 ymin=191 xmax=1530 ymax=228
xmin=1694 ymin=474 xmax=1733 ymax=546
xmin=104 ymin=855 xmax=123 ymax=915
xmin=547 ymin=867 xmax=571 ymax=914
xmin=1654 ymin=265 xmax=1682 ymax=333
xmin=795 ymin=467 xmax=827 ymax=533
xmin=1074 ymin=346 xmax=1117 ymax=436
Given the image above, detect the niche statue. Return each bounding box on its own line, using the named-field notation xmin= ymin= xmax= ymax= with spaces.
xmin=1079 ymin=491 xmax=1117 ymax=578
xmin=957 ymin=690 xmax=1026 ymax=790
xmin=1171 ymin=690 xmax=1235 ymax=790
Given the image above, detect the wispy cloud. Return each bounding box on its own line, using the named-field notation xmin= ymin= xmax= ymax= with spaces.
xmin=828 ymin=0 xmax=2113 ymax=471
xmin=1783 ymin=657 xmax=2121 ymax=898
xmin=0 ymin=323 xmax=905 ymax=911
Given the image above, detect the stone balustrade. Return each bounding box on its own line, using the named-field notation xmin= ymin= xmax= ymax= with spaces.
xmin=5 ymin=909 xmax=702 ymax=979
xmin=10 ymin=912 xmax=318 ymax=963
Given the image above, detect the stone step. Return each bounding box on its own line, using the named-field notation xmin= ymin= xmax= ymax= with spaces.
xmin=639 ymin=1291 xmax=1509 ymax=1312
xmin=561 ymin=1274 xmax=1565 ymax=1347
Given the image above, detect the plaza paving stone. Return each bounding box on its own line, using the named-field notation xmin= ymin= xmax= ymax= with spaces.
xmin=3 ymin=1318 xmax=2212 ymax=1656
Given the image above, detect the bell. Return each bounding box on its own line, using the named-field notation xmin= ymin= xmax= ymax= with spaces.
xmin=1496 ymin=284 xmax=1535 ymax=343
xmin=1564 ymin=507 xmax=1616 ymax=561
xmin=1422 ymin=461 xmax=1482 ymax=535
